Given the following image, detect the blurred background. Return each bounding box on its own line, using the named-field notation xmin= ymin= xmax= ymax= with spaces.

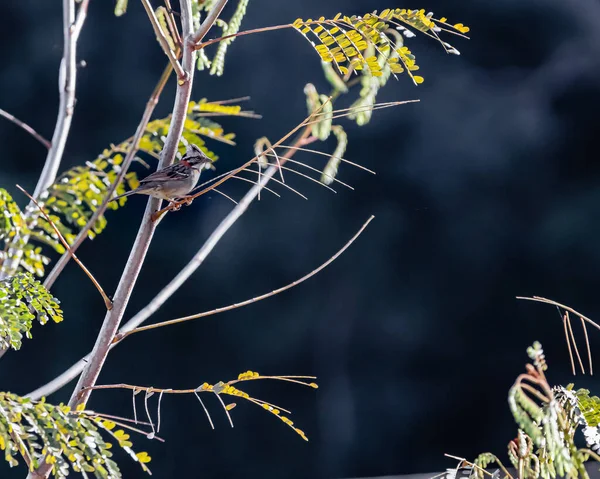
xmin=1 ymin=0 xmax=600 ymax=478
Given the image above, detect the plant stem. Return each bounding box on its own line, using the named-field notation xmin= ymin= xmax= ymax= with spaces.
xmin=194 ymin=23 xmax=293 ymax=50
xmin=43 ymin=63 xmax=173 ymax=291
xmin=0 ymin=108 xmax=51 ymax=149
xmin=191 ymin=0 xmax=229 ymax=44
xmin=67 ymin=0 xmax=201 ymax=411
xmin=0 ymin=0 xmax=89 ymax=281
xmin=140 ymin=0 xmax=185 ymax=80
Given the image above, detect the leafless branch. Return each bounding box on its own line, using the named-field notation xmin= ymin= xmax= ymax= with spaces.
xmin=120 ymin=215 xmax=374 ymax=337
xmin=141 ymin=0 xmax=185 ymax=79
xmin=518 ymin=295 xmax=599 ymax=375
xmin=1 ymin=0 xmax=90 ymax=280
xmin=27 ymin=214 xmax=373 ymax=400
xmin=0 ymin=107 xmax=51 ymax=148
xmin=191 ymin=0 xmax=229 ymax=45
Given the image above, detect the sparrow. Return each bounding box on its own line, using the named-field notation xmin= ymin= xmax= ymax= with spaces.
xmin=112 ymin=144 xmax=213 ymax=202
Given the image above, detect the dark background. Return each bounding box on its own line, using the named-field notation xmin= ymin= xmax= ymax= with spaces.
xmin=1 ymin=0 xmax=600 ymax=478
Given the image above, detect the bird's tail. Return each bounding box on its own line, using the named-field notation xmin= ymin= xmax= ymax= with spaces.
xmin=109 ymin=189 xmax=138 ymax=203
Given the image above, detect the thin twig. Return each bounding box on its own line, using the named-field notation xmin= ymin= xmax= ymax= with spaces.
xmin=141 ymin=0 xmax=185 ymax=80
xmin=214 ymin=392 xmax=234 ymax=428
xmin=1 ymin=0 xmax=90 ymax=280
xmin=194 ymin=391 xmax=215 ymax=429
xmin=270 ymin=156 xmax=354 ymax=190
xmin=519 ymin=295 xmax=600 ymax=375
xmin=581 ymin=315 xmax=593 ymax=375
xmin=195 ymin=23 xmax=294 ymax=50
xmin=16 ymin=185 xmax=112 ymax=310
xmin=563 ymin=312 xmax=576 ymax=375
xmin=152 ymin=99 xmax=410 ymax=218
xmin=517 ymin=296 xmax=600 ymax=331
xmin=0 ymin=107 xmax=51 ymax=148
xmin=565 ymin=311 xmax=585 ymax=374
xmin=190 ymin=0 xmax=229 ymax=44
xmin=212 ymin=188 xmax=238 ymax=204
xmin=163 ymin=0 xmax=182 ymax=48
xmin=43 ymin=63 xmax=173 ymax=290
xmin=144 ymin=390 xmax=156 ymax=436
xmin=157 ymin=390 xmax=166 ymax=433
xmin=119 ymin=215 xmax=374 ymax=337
xmin=150 ymin=101 xmax=330 ymax=219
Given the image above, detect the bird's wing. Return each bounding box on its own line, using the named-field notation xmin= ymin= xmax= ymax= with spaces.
xmin=140 ymin=165 xmax=187 ymax=184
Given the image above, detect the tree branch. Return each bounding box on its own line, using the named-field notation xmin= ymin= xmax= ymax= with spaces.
xmin=43 ymin=63 xmax=173 ymax=291
xmin=140 ymin=0 xmax=185 ymax=80
xmin=0 ymin=108 xmax=51 ymax=149
xmin=0 ymin=0 xmax=89 ymax=280
xmin=191 ymin=0 xmax=229 ymax=45
xmin=66 ymin=0 xmax=199 ymax=410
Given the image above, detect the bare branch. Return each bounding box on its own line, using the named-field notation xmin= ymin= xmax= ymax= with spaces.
xmin=194 ymin=391 xmax=215 ymax=429
xmin=16 ymin=185 xmax=112 ymax=310
xmin=0 ymin=107 xmax=51 ymax=148
xmin=191 ymin=0 xmax=229 ymax=45
xmin=0 ymin=0 xmax=90 ymax=280
xmin=140 ymin=0 xmax=185 ymax=79
xmin=26 ymin=213 xmax=372 ymax=399
xmin=194 ymin=23 xmax=294 ymax=50
xmin=565 ymin=311 xmax=585 ymax=374
xmin=120 ymin=215 xmax=374 ymax=337
xmin=214 ymin=392 xmax=234 ymax=428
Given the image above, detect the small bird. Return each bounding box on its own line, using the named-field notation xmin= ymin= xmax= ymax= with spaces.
xmin=112 ymin=144 xmax=213 ymax=203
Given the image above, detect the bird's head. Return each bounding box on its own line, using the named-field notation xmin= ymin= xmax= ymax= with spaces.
xmin=182 ymin=144 xmax=214 ymax=171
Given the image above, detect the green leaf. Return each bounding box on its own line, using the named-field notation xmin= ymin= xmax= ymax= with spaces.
xmin=0 ymin=391 xmax=150 ymax=478
xmin=0 ymin=272 xmax=63 ymax=350
xmin=114 ymin=0 xmax=128 ymax=16
xmin=196 ymin=0 xmax=250 ymax=76
xmin=321 ymin=125 xmax=347 ymax=185
xmin=293 ymin=9 xmax=466 ymax=84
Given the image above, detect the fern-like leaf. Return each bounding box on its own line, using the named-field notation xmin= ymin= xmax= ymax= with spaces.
xmin=293 ymin=9 xmax=468 ymax=84
xmin=0 ymin=272 xmax=62 ymax=350
xmin=321 ymin=125 xmax=347 ymax=185
xmin=0 ymin=391 xmax=150 ymax=478
xmin=209 ymin=0 xmax=250 ymax=76
xmin=114 ymin=0 xmax=128 ymax=16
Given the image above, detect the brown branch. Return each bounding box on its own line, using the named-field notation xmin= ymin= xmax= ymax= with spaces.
xmin=0 ymin=108 xmax=51 ymax=148
xmin=191 ymin=0 xmax=229 ymax=44
xmin=517 ymin=296 xmax=600 ymax=332
xmin=194 ymin=23 xmax=294 ymax=50
xmin=43 ymin=62 xmax=173 ymax=290
xmin=564 ymin=312 xmax=576 ymax=375
xmin=565 ymin=311 xmax=586 ymax=374
xmin=518 ymin=295 xmax=600 ymax=375
xmin=118 ymin=215 xmax=374 ymax=338
xmin=16 ymin=185 xmax=112 ymax=310
xmin=141 ymin=0 xmax=185 ymax=80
